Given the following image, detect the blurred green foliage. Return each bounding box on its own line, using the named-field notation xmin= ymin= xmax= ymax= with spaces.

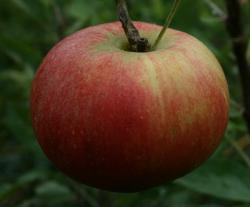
xmin=1 ymin=0 xmax=250 ymax=206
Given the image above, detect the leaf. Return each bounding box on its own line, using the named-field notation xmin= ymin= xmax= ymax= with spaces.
xmin=35 ymin=181 xmax=71 ymax=197
xmin=11 ymin=0 xmax=33 ymax=16
xmin=17 ymin=170 xmax=46 ymax=185
xmin=175 ymin=157 xmax=250 ymax=203
xmin=67 ymin=0 xmax=95 ymax=21
xmin=0 ymin=184 xmax=13 ymax=201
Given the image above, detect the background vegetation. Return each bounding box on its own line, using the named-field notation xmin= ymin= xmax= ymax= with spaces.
xmin=1 ymin=0 xmax=250 ymax=206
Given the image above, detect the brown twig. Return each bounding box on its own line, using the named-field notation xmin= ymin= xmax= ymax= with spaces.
xmin=225 ymin=0 xmax=250 ymax=132
xmin=116 ymin=0 xmax=150 ymax=52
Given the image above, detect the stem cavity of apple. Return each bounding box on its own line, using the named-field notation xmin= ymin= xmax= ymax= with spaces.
xmin=116 ymin=0 xmax=150 ymax=52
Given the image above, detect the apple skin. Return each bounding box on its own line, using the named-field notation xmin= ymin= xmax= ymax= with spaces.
xmin=31 ymin=22 xmax=229 ymax=192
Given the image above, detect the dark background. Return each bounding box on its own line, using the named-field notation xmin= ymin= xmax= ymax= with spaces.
xmin=0 ymin=0 xmax=250 ymax=206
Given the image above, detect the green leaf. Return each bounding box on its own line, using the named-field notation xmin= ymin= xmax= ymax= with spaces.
xmin=176 ymin=157 xmax=250 ymax=203
xmin=11 ymin=0 xmax=33 ymax=16
xmin=35 ymin=181 xmax=71 ymax=197
xmin=67 ymin=1 xmax=95 ymax=21
xmin=17 ymin=170 xmax=46 ymax=185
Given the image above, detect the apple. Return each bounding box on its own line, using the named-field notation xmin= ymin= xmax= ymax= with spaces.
xmin=31 ymin=22 xmax=229 ymax=192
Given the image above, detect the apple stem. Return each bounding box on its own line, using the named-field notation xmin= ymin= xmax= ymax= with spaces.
xmin=152 ymin=0 xmax=181 ymax=50
xmin=116 ymin=0 xmax=150 ymax=52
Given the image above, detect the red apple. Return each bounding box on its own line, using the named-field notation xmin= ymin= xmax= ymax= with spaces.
xmin=31 ymin=22 xmax=229 ymax=192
